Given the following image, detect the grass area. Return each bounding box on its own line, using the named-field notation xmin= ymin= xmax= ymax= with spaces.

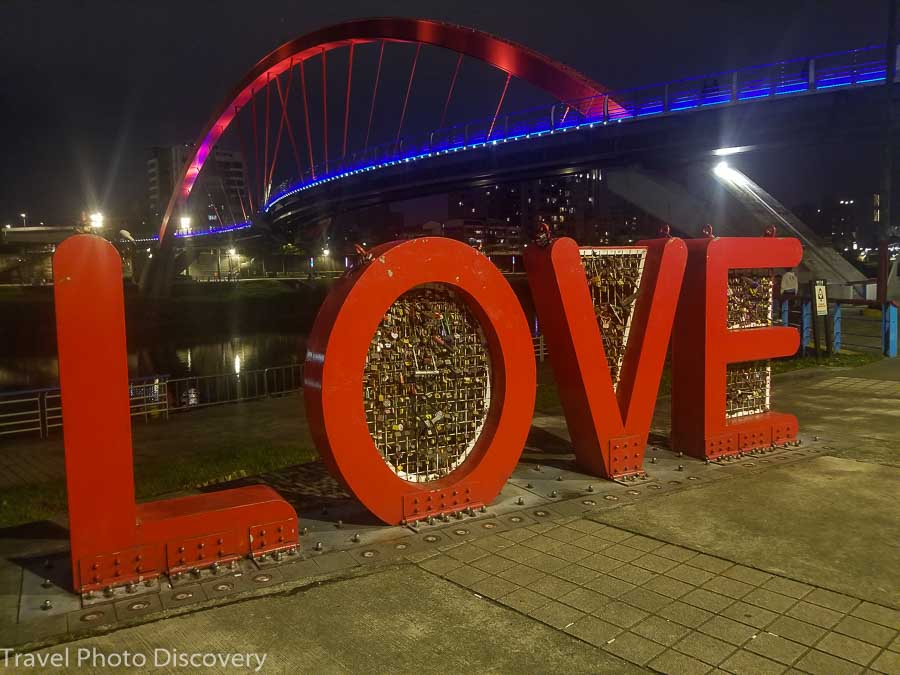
xmin=0 ymin=441 xmax=317 ymax=529
xmin=0 ymin=350 xmax=884 ymax=528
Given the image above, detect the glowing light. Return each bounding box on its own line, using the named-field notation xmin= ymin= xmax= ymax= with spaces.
xmin=713 ymin=145 xmax=752 ymax=157
xmin=713 ymin=161 xmax=731 ymax=178
xmin=234 ymin=354 xmax=241 ymax=375
xmin=228 ymin=248 xmax=237 ymax=256
xmin=322 ymin=248 xmax=330 ymax=256
xmin=179 ymin=216 xmax=192 ymax=232
xmin=89 ymin=212 xmax=104 ymax=228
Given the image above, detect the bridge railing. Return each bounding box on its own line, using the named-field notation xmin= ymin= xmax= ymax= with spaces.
xmin=266 ymin=44 xmax=891 ymax=211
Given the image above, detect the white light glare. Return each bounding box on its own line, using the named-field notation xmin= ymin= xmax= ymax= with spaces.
xmin=713 ymin=161 xmax=731 ymax=178
xmin=89 ymin=212 xmax=104 ymax=228
xmin=713 ymin=145 xmax=751 ymax=157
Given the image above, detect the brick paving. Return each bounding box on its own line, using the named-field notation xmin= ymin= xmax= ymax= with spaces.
xmin=417 ymin=517 xmax=900 ymax=674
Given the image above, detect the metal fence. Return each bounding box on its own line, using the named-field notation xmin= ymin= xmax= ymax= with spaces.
xmin=0 ymin=365 xmax=303 ymax=441
xmin=779 ymin=296 xmax=897 ymax=357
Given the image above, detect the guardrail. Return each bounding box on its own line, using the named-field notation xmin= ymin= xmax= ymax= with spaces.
xmin=0 ymin=365 xmax=303 ymax=442
xmin=779 ymin=296 xmax=897 ymax=357
xmin=266 ymin=43 xmax=893 ymax=211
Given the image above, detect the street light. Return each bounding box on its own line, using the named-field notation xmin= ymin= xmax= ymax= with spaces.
xmin=19 ymin=213 xmax=26 ymax=227
xmin=322 ymin=248 xmax=330 ymax=256
xmin=89 ymin=212 xmax=104 ymax=228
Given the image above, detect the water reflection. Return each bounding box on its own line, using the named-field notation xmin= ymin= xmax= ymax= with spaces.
xmin=0 ymin=331 xmax=306 ymax=391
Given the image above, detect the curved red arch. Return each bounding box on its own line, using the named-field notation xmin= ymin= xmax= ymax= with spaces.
xmin=158 ymin=17 xmax=610 ymax=244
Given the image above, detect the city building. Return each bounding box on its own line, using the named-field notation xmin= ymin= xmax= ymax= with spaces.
xmin=147 ymin=145 xmax=250 ymax=232
xmin=446 ymin=170 xmax=662 ymax=248
xmin=799 ymin=193 xmax=882 ymax=252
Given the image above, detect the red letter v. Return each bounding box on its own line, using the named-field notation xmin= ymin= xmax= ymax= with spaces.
xmin=524 ymin=237 xmax=686 ymax=478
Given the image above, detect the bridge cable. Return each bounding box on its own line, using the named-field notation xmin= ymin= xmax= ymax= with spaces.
xmin=395 ymin=43 xmax=422 ymax=150
xmin=251 ymin=89 xmax=261 ymax=206
xmin=299 ymin=60 xmax=316 ymax=180
xmin=365 ymin=41 xmax=385 ymax=152
xmin=439 ymin=53 xmax=463 ymax=129
xmin=266 ymin=68 xmax=296 ymax=197
xmin=263 ymin=73 xmax=271 ymax=202
xmin=272 ymin=60 xmax=305 ymax=185
xmin=487 ymin=73 xmax=512 ymax=140
xmin=233 ymin=105 xmax=256 ymax=214
xmin=342 ymin=43 xmax=355 ymax=160
xmin=234 ymin=175 xmax=249 ymax=222
xmin=207 ymin=191 xmax=224 ymax=226
xmin=321 ymin=48 xmax=329 ymax=174
xmin=217 ymin=176 xmax=238 ymax=225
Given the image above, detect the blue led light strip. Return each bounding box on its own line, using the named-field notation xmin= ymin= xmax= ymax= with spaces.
xmin=262 ymin=43 xmax=889 ymax=213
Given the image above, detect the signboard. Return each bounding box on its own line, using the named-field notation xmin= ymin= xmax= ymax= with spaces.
xmin=814 ymin=280 xmax=828 ymax=316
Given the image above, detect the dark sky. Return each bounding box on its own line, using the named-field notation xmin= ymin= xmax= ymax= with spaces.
xmin=0 ymin=0 xmax=890 ymax=227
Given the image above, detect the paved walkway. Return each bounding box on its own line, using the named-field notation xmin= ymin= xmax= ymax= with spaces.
xmin=22 ymin=509 xmax=900 ymax=674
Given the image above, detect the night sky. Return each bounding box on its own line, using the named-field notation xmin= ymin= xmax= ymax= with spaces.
xmin=0 ymin=0 xmax=890 ymax=228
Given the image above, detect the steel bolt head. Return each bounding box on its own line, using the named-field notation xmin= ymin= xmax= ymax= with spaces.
xmin=526 ymin=483 xmax=534 ymax=489
xmin=550 ymin=490 xmax=558 ymax=498
xmin=677 ymin=464 xmax=684 ymax=471
xmin=351 ymin=533 xmax=360 ymax=543
xmin=41 ymin=578 xmax=52 ymax=589
xmin=479 ymin=506 xmax=487 ymax=513
xmin=516 ymin=497 xmax=524 ymax=505
xmin=587 ymin=484 xmax=594 ymax=492
xmin=336 ymin=520 xmax=343 ymax=529
xmin=301 ymin=527 xmax=308 ymax=536
xmin=650 ymin=457 xmax=657 ymax=464
xmin=315 ymin=542 xmax=323 ymax=551
xmin=556 ymin=475 xmax=563 ymax=481
xmin=41 ymin=599 xmax=52 ymax=611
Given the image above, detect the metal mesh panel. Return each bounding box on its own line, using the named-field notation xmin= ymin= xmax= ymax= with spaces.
xmin=581 ymin=248 xmax=647 ymax=388
xmin=726 ymin=271 xmax=774 ymax=417
xmin=363 ymin=285 xmax=491 ymax=483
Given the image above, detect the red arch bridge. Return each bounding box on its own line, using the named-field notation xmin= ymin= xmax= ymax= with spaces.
xmin=141 ymin=17 xmax=897 ymax=293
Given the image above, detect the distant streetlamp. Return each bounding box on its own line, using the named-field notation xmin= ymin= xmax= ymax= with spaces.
xmin=20 ymin=213 xmax=26 ymax=227
xmin=89 ymin=212 xmax=104 ymax=228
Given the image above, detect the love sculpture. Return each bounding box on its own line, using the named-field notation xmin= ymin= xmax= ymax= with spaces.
xmin=53 ymin=231 xmax=800 ymax=594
